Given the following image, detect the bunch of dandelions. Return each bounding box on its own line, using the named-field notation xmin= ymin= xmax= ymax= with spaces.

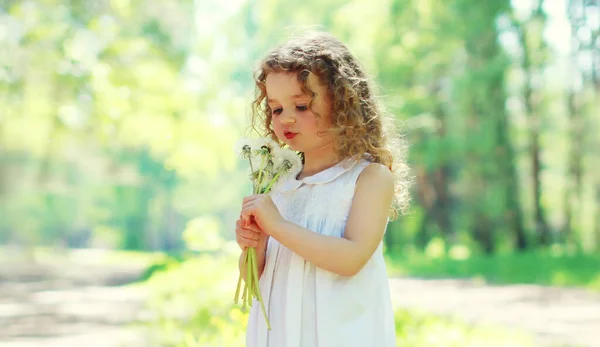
xmin=234 ymin=137 xmax=302 ymax=330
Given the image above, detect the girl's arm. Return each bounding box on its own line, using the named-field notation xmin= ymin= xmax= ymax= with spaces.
xmin=269 ymin=164 xmax=394 ymax=277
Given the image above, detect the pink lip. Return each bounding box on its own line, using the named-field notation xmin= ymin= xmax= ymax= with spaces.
xmin=284 ymin=132 xmax=297 ymax=139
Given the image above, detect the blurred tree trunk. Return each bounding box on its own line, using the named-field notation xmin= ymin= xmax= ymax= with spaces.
xmin=36 ymin=80 xmax=64 ymax=247
xmin=0 ymin=99 xmax=6 ymax=200
xmin=563 ymin=0 xmax=585 ymax=245
xmin=431 ymin=82 xmax=454 ymax=241
xmin=36 ymin=105 xmax=60 ymax=186
xmin=596 ymin=187 xmax=600 ymax=251
xmin=414 ymin=84 xmax=455 ymax=248
xmin=496 ymin=75 xmax=528 ymax=251
xmin=564 ymin=88 xmax=584 ymax=244
xmin=0 ymin=92 xmax=7 ymax=242
xmin=414 ymin=159 xmax=436 ymax=250
xmin=457 ymin=0 xmax=515 ymax=253
xmin=516 ymin=0 xmax=551 ymax=246
xmin=591 ymin=0 xmax=600 ymax=251
xmin=383 ymin=1 xmax=461 ymax=250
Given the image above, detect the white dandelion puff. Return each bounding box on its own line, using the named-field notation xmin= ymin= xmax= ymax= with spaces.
xmin=234 ymin=138 xmax=253 ymax=159
xmin=274 ymin=147 xmax=303 ymax=180
xmin=251 ymin=137 xmax=278 ymax=157
xmin=252 ymin=137 xmax=278 ymax=150
xmin=236 ymin=137 xmax=302 ymax=194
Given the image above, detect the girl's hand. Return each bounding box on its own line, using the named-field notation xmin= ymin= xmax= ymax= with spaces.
xmin=235 ymin=217 xmax=268 ymax=250
xmin=241 ymin=194 xmax=284 ymax=236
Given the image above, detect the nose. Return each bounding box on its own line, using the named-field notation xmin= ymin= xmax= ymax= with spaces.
xmin=280 ymin=110 xmax=296 ymax=124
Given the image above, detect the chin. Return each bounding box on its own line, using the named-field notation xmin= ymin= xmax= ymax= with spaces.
xmin=286 ymin=143 xmax=301 ymax=151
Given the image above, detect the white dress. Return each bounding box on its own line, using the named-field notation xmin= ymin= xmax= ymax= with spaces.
xmin=246 ymin=154 xmax=396 ymax=347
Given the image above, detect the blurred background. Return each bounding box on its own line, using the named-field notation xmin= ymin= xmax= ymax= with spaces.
xmin=0 ymin=0 xmax=599 ymax=346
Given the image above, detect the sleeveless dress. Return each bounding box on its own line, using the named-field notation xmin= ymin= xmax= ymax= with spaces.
xmin=246 ymin=154 xmax=396 ymax=347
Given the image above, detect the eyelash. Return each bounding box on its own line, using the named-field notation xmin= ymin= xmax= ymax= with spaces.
xmin=272 ymin=105 xmax=308 ymax=115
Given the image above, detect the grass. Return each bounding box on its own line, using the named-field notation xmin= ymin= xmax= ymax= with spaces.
xmin=385 ymin=247 xmax=600 ymax=292
xmin=135 ymin=241 xmax=543 ymax=347
xmin=393 ymin=309 xmax=535 ymax=347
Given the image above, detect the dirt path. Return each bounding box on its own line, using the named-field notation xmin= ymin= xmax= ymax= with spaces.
xmin=389 ymin=277 xmax=600 ymax=347
xmin=1 ymin=249 xmax=598 ymax=347
xmin=0 ymin=250 xmax=151 ymax=347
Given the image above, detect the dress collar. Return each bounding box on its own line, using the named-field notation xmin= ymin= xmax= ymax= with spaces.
xmin=274 ymin=153 xmax=372 ymax=193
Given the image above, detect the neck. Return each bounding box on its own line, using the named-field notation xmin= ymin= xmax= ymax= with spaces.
xmin=298 ymin=144 xmax=339 ymax=179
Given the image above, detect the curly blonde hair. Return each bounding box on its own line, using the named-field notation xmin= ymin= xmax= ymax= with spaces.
xmin=249 ymin=31 xmax=411 ymax=219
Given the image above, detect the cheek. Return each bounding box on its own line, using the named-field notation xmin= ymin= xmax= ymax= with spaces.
xmin=313 ymin=114 xmax=329 ymax=131
xmin=271 ymin=120 xmax=283 ymax=136
xmin=311 ymin=106 xmax=332 ymax=130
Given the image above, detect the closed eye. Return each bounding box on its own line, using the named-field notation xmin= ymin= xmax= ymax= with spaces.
xmin=272 ymin=105 xmax=307 ymax=115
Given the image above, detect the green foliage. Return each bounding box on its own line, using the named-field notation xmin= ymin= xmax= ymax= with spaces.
xmin=137 ymin=250 xmax=538 ymax=346
xmin=394 ymin=309 xmax=534 ymax=347
xmin=386 ymin=248 xmax=600 ymax=291
xmin=181 ymin=215 xmax=225 ymax=252
xmin=139 ymin=245 xmax=249 ymax=346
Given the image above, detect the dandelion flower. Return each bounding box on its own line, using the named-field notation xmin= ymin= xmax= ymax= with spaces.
xmin=274 ymin=147 xmax=303 ymax=180
xmin=234 ymin=138 xmax=253 ymax=159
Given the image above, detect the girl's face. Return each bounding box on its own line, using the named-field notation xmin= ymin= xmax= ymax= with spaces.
xmin=266 ymin=72 xmax=334 ymax=153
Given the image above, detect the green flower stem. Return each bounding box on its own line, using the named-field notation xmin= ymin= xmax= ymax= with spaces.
xmin=233 ymin=250 xmax=248 ymax=304
xmin=241 ymin=275 xmax=248 ymax=311
xmin=255 ymin=155 xmax=267 ymax=194
xmin=262 ymin=170 xmax=282 ymax=193
xmin=247 ymin=248 xmax=253 ymax=308
xmin=250 ymin=247 xmax=272 ymax=329
xmin=247 ymin=158 xmax=256 ymax=193
xmin=234 ymin=247 xmax=272 ymax=329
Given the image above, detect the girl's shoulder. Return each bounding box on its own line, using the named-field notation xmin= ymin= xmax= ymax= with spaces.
xmin=271 ymin=153 xmax=373 ymax=194
xmin=342 ymin=152 xmax=378 ymax=181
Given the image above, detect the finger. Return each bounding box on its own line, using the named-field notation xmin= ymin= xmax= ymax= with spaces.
xmin=239 ymin=237 xmax=258 ymax=248
xmin=242 ymin=199 xmax=255 ymax=209
xmin=241 ymin=205 xmax=255 ymax=225
xmin=244 ymin=223 xmax=262 ymax=234
xmin=237 ymin=217 xmax=251 ymax=229
xmin=240 ymin=211 xmax=248 ymax=226
xmin=237 ymin=232 xmax=258 ymax=246
xmin=240 ymin=205 xmax=254 ymax=226
xmin=236 ymin=222 xmax=257 ymax=233
xmin=235 ymin=220 xmax=246 ymax=233
xmin=236 ymin=221 xmax=259 ymax=235
xmin=240 ymin=229 xmax=259 ymax=240
xmin=242 ymin=195 xmax=257 ymax=205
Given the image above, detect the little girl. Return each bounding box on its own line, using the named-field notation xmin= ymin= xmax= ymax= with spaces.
xmin=235 ymin=31 xmax=410 ymax=347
